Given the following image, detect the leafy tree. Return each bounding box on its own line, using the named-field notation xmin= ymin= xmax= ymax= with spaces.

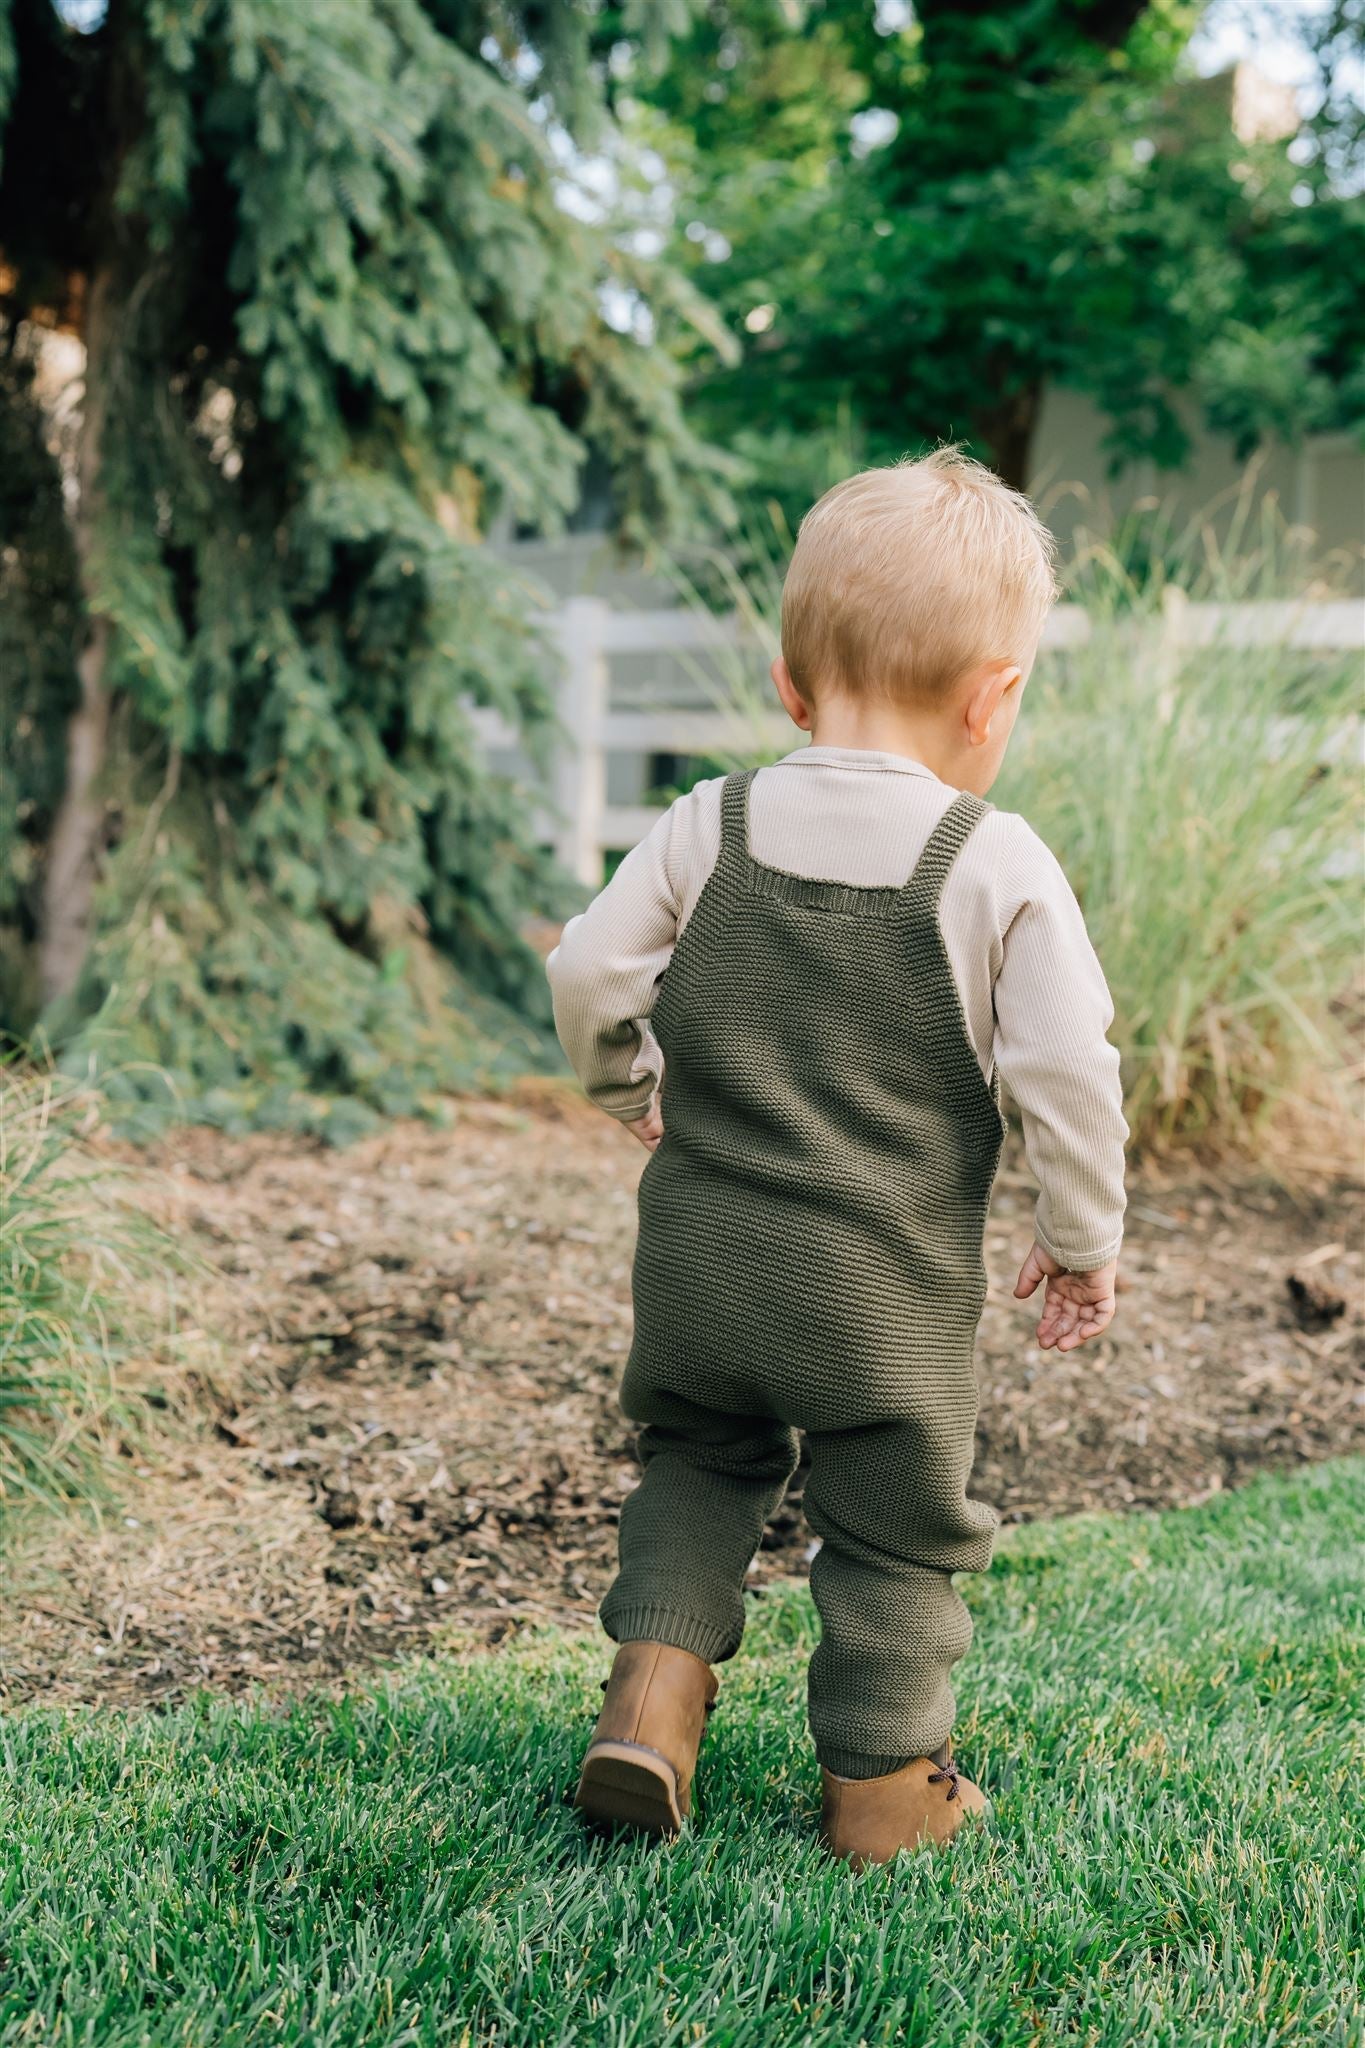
xmin=0 ymin=0 xmax=709 ymax=1133
xmin=627 ymin=0 xmax=1365 ymax=504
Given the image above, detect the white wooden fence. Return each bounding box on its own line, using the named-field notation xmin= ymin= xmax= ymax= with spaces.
xmin=476 ymin=592 xmax=1365 ymax=885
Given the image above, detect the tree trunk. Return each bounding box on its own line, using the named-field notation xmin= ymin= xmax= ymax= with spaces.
xmin=972 ymin=376 xmax=1044 ymax=493
xmin=38 ymin=266 xmax=115 ymax=1011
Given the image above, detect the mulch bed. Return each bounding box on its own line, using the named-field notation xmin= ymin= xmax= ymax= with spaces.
xmin=7 ymin=1089 xmax=1362 ymax=1706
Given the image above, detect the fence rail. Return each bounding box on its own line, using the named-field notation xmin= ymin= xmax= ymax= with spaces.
xmin=475 ymin=593 xmax=1365 ymax=885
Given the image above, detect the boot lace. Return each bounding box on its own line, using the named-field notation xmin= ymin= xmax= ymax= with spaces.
xmin=926 ymin=1757 xmax=961 ymax=1802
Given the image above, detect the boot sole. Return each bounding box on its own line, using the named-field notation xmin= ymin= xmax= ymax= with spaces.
xmin=575 ymin=1739 xmax=684 ymax=1837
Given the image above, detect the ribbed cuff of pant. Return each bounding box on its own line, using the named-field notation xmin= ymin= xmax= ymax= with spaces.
xmin=601 ymin=1604 xmax=737 ymax=1665
xmin=818 ymin=1746 xmax=920 ymax=1781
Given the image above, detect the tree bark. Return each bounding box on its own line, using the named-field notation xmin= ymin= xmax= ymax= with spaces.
xmin=38 ymin=266 xmax=115 ymax=1011
xmin=972 ymin=377 xmax=1044 ymax=493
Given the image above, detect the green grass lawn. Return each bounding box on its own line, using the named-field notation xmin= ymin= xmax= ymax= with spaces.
xmin=5 ymin=1462 xmax=1363 ymax=2048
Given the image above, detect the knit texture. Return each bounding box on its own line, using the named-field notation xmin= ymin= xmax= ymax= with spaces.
xmin=547 ymin=746 xmax=1128 ymax=1270
xmin=600 ymin=770 xmax=1007 ymax=1769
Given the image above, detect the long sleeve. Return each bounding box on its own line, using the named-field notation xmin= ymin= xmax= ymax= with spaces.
xmin=546 ymin=800 xmax=690 ymax=1121
xmin=991 ymin=826 xmax=1128 ymax=1269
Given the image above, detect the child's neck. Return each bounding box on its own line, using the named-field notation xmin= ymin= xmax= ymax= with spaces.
xmin=806 ymin=699 xmax=955 ymax=781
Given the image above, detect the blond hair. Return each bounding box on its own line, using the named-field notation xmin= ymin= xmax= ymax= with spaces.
xmin=781 ymin=451 xmax=1058 ymax=705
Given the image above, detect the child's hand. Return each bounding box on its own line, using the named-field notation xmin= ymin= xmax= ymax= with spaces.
xmin=1013 ymin=1243 xmax=1117 ymax=1352
xmin=625 ymin=1099 xmax=664 ymax=1152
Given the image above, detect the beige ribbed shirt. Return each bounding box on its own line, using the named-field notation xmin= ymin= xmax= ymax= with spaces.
xmin=548 ymin=747 xmax=1127 ymax=1269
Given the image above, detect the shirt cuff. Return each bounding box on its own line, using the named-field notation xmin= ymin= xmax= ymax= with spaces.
xmin=597 ymin=1089 xmax=658 ymax=1125
xmin=1033 ymin=1217 xmax=1124 ymax=1272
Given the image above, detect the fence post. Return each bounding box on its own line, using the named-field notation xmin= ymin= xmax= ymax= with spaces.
xmin=551 ymin=596 xmax=610 ymax=887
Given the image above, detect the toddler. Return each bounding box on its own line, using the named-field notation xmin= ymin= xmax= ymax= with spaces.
xmin=547 ymin=453 xmax=1127 ymax=1865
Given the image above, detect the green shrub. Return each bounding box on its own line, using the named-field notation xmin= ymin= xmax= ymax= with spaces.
xmin=0 ymin=1061 xmax=197 ymax=1506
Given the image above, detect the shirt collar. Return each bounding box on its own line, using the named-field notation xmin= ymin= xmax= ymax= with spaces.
xmin=776 ymin=745 xmax=940 ymax=781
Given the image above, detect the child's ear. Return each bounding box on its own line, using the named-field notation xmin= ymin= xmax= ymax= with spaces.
xmin=771 ymin=656 xmax=813 ymax=731
xmin=964 ymin=661 xmax=1022 ymax=748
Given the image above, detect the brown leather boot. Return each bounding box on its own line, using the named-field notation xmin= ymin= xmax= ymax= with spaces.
xmin=820 ymin=1749 xmax=989 ymax=1867
xmin=575 ymin=1642 xmax=719 ymax=1837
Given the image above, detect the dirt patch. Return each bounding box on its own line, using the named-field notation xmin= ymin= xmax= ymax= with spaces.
xmin=6 ymin=1090 xmax=1362 ymax=1706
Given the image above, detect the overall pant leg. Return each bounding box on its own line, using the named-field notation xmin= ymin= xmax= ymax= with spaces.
xmin=802 ymin=1407 xmax=997 ymax=1775
xmin=600 ymin=1378 xmax=799 ymax=1667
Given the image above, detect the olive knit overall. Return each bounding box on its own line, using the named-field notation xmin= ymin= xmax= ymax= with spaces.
xmin=602 ymin=770 xmax=1006 ymax=1774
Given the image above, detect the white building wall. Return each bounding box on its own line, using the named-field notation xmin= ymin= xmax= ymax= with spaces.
xmin=1029 ymin=388 xmax=1363 ymax=582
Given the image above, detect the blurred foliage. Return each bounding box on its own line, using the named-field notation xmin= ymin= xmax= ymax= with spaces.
xmin=0 ymin=0 xmax=717 ymax=1131
xmin=621 ymin=0 xmax=1365 ymax=517
xmin=2 ymin=0 xmax=1358 ymax=1136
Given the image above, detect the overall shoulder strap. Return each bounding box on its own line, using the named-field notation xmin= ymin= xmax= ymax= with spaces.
xmin=718 ymin=768 xmax=758 ymax=872
xmin=899 ymin=791 xmax=990 ymax=917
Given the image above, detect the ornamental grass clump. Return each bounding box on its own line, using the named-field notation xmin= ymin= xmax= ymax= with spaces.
xmin=0 ymin=1061 xmax=197 ymax=1506
xmin=998 ymin=553 xmax=1362 ymax=1150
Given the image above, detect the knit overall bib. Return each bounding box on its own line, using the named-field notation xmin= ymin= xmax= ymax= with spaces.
xmin=603 ymin=769 xmax=1006 ymax=1773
